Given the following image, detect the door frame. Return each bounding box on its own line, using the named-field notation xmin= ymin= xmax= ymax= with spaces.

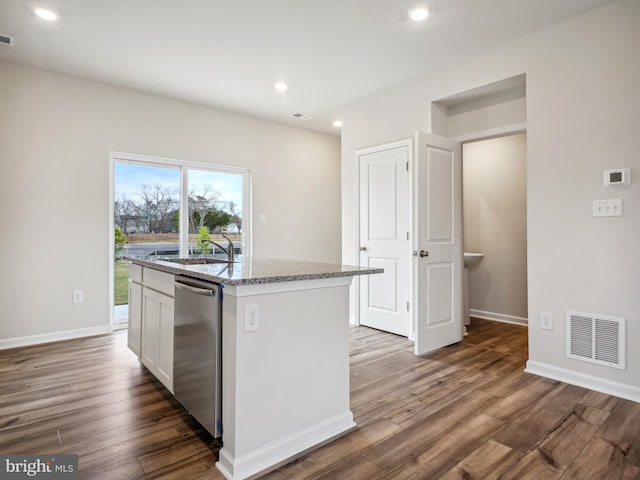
xmin=455 ymin=125 xmax=529 ymax=329
xmin=355 ymin=138 xmax=414 ymax=339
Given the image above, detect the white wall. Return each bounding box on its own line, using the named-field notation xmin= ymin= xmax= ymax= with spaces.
xmin=341 ymin=0 xmax=640 ymax=398
xmin=0 ymin=61 xmax=340 ymax=343
xmin=463 ymin=134 xmax=528 ymax=321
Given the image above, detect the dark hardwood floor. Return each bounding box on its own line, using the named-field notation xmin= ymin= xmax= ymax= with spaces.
xmin=1 ymin=319 xmax=638 ymax=479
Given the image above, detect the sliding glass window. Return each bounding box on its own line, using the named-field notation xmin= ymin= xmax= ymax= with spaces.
xmin=110 ymin=153 xmax=249 ymax=325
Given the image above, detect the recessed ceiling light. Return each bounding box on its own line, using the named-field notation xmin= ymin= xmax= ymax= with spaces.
xmin=274 ymin=82 xmax=288 ymax=92
xmin=333 ymin=120 xmax=343 ymax=128
xmin=34 ymin=7 xmax=58 ymax=21
xmin=409 ymin=7 xmax=429 ymax=21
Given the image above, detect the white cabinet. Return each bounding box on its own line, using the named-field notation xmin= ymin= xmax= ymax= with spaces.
xmin=141 ymin=287 xmax=174 ymax=393
xmin=127 ymin=280 xmax=142 ymax=357
xmin=127 ymin=264 xmax=175 ymax=393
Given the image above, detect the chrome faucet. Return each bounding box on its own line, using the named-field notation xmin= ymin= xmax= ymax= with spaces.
xmin=203 ymin=234 xmax=234 ymax=262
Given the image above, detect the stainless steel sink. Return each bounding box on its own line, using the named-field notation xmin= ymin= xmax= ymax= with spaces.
xmin=161 ymin=257 xmax=233 ymax=265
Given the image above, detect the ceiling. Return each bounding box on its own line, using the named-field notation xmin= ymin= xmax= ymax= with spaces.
xmin=0 ymin=0 xmax=617 ymax=135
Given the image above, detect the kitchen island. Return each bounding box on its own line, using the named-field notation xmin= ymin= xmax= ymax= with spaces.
xmin=126 ymin=255 xmax=382 ymax=480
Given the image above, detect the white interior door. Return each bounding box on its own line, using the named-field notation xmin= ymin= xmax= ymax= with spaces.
xmin=358 ymin=141 xmax=411 ymax=337
xmin=414 ymin=131 xmax=463 ymax=355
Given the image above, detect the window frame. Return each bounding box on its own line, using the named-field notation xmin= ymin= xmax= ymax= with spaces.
xmin=108 ymin=151 xmax=251 ymax=327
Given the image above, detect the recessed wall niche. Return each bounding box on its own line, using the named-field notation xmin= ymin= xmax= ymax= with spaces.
xmin=431 ymin=74 xmax=526 ymax=141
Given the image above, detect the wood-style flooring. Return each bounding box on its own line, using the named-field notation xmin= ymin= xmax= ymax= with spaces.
xmin=1 ymin=319 xmax=638 ymax=479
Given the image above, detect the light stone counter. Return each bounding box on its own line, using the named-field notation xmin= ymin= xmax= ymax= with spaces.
xmin=126 ymin=254 xmax=382 ymax=285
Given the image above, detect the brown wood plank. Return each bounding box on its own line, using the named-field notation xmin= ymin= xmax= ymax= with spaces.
xmin=539 ymin=412 xmax=599 ymax=469
xmin=439 ymin=439 xmax=521 ymax=480
xmin=363 ymin=389 xmax=497 ymax=470
xmin=314 ymin=456 xmax=383 ymax=480
xmin=78 ymin=458 xmax=145 ymax=480
xmin=379 ymin=413 xmax=506 ymax=479
xmin=499 ymin=448 xmax=562 ymax=480
xmin=595 ymin=398 xmax=640 ymax=468
xmin=492 ymin=383 xmax=589 ymax=453
xmin=261 ymin=418 xmax=402 ymax=479
xmin=561 ymin=436 xmax=628 ymax=479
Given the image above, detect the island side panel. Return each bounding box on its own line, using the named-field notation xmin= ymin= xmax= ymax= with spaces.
xmin=218 ymin=280 xmax=354 ymax=479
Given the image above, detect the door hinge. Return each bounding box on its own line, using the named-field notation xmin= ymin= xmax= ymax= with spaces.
xmin=406 ymin=231 xmax=410 ymax=241
xmin=406 ymin=161 xmax=409 ymax=171
xmin=406 ymin=301 xmax=410 ymax=311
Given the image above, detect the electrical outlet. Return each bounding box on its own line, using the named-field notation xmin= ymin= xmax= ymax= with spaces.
xmin=540 ymin=312 xmax=553 ymax=330
xmin=73 ymin=290 xmax=84 ymax=304
xmin=245 ymin=304 xmax=260 ymax=332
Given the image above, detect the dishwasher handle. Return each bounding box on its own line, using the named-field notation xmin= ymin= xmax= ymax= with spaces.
xmin=175 ymin=280 xmax=216 ymax=297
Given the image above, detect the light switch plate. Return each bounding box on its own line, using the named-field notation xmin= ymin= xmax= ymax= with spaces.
xmin=593 ymin=199 xmax=622 ymax=217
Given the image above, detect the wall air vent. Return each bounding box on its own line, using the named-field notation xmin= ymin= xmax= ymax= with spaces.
xmin=0 ymin=34 xmax=15 ymax=47
xmin=566 ymin=311 xmax=625 ymax=370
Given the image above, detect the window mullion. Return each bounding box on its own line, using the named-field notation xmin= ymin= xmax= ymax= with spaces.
xmin=180 ymin=167 xmax=190 ymax=255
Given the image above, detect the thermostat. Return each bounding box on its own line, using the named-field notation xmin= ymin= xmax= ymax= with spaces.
xmin=603 ymin=168 xmax=630 ymax=187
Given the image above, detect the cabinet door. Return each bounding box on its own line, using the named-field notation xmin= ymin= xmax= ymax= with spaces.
xmin=156 ymin=293 xmax=174 ymax=393
xmin=127 ymin=281 xmax=143 ymax=357
xmin=141 ymin=287 xmax=159 ymax=373
xmin=141 ymin=287 xmax=174 ymax=393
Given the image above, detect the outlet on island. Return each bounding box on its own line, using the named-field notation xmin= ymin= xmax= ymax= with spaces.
xmin=73 ymin=290 xmax=84 ymax=304
xmin=245 ymin=304 xmax=261 ymax=332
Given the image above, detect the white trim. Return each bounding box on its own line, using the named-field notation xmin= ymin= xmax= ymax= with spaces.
xmin=110 ymin=151 xmax=249 ymax=175
xmin=0 ymin=325 xmax=113 ymax=350
xmin=109 ymin=156 xmax=116 ymax=329
xmin=470 ymin=309 xmax=528 ymax=326
xmin=216 ymin=411 xmax=355 ymax=480
xmin=180 ymin=166 xmax=189 ymax=254
xmin=114 ymin=304 xmax=128 ymax=322
xmin=525 ymin=360 xmax=640 ymax=404
xmin=452 ymin=123 xmax=527 ymax=143
xmin=355 ymin=138 xmax=413 ymax=157
xmin=223 ymin=276 xmax=353 ymax=297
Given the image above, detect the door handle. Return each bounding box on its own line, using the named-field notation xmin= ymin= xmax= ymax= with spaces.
xmin=359 ymin=246 xmax=367 ymax=252
xmin=419 ymin=250 xmax=429 ymax=257
xmin=175 ymin=282 xmax=216 ymax=297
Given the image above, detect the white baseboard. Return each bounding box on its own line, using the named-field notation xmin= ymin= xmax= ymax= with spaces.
xmin=0 ymin=325 xmax=114 ymax=350
xmin=216 ymin=411 xmax=356 ymax=480
xmin=470 ymin=309 xmax=528 ymax=326
xmin=525 ymin=360 xmax=640 ymax=403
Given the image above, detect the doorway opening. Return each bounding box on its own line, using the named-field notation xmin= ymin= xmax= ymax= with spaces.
xmin=431 ymin=73 xmax=529 ymax=353
xmin=462 ymin=134 xmax=528 ymax=331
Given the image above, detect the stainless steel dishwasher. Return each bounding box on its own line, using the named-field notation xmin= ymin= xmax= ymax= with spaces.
xmin=173 ymin=275 xmax=222 ymax=438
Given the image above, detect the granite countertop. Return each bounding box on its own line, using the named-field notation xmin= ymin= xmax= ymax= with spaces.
xmin=125 ymin=254 xmax=383 ymax=286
